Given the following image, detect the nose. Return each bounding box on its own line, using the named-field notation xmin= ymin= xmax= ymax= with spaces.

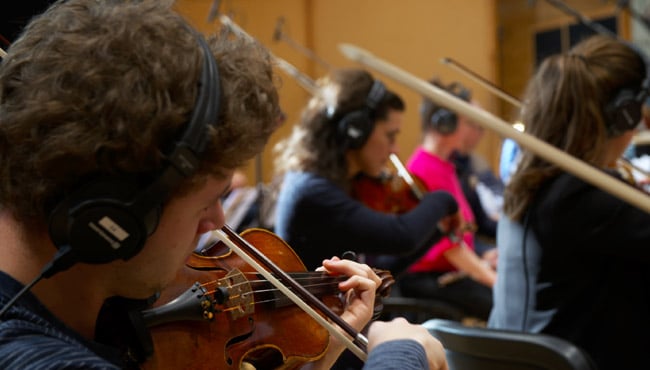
xmin=197 ymin=201 xmax=226 ymax=234
xmin=390 ymin=141 xmax=400 ymax=155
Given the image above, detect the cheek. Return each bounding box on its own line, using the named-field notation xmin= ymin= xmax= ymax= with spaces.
xmin=361 ymin=143 xmax=382 ymax=164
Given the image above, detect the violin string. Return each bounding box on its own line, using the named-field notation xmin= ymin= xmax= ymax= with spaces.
xmin=202 ymin=280 xmax=344 ymax=297
xmin=218 ymin=295 xmax=336 ymax=312
xmin=197 ymin=273 xmax=346 ymax=290
xmin=200 ymin=277 xmax=344 ymax=307
xmin=245 ymin=281 xmax=343 ymax=296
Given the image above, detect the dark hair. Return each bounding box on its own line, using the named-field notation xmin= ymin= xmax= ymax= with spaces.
xmin=504 ymin=35 xmax=646 ymax=221
xmin=274 ymin=68 xmax=404 ymax=186
xmin=420 ymin=78 xmax=472 ymax=133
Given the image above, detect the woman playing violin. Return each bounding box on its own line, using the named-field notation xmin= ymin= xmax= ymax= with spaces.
xmin=488 ymin=35 xmax=650 ymax=370
xmin=0 ymin=1 xmax=447 ymax=370
xmin=274 ymin=68 xmax=461 ymax=275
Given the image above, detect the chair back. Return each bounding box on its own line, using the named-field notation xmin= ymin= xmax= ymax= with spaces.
xmin=423 ymin=319 xmax=598 ymax=370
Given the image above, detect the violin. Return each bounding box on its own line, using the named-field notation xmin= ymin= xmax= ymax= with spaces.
xmin=101 ymin=228 xmax=394 ymax=370
xmin=351 ymin=154 xmax=425 ymax=214
xmin=351 ymin=172 xmax=419 ymax=214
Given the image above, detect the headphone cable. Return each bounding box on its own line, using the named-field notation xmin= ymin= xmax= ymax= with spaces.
xmin=0 ymin=245 xmax=76 ymax=319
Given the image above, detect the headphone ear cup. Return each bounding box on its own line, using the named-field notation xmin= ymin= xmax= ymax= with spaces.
xmin=338 ymin=109 xmax=374 ymax=150
xmin=48 ymin=178 xmax=157 ymax=264
xmin=605 ymin=89 xmax=642 ymax=136
xmin=430 ymin=109 xmax=458 ymax=135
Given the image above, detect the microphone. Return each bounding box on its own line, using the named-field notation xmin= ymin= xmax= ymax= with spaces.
xmin=273 ymin=17 xmax=285 ymax=42
xmin=207 ymin=0 xmax=221 ymax=23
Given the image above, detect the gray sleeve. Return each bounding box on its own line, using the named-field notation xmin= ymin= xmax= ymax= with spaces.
xmin=363 ymin=339 xmax=429 ymax=370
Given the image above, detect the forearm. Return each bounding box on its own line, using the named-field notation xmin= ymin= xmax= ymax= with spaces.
xmin=445 ymin=245 xmax=496 ymax=287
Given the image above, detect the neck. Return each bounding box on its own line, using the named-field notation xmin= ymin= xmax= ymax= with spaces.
xmin=346 ymin=151 xmax=360 ymax=179
xmin=0 ymin=211 xmax=106 ymax=339
xmin=422 ymin=134 xmax=455 ymax=160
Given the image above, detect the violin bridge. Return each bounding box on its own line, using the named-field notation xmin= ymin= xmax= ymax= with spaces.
xmin=217 ymin=268 xmax=254 ymax=320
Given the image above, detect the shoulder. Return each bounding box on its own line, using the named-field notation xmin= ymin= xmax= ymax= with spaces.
xmin=533 ymin=173 xmax=650 ymax=244
xmin=0 ymin=320 xmax=119 ymax=370
xmin=282 ymin=171 xmax=337 ymax=189
xmin=539 ymin=173 xmax=623 ymax=208
xmin=280 ymin=171 xmax=345 ymax=199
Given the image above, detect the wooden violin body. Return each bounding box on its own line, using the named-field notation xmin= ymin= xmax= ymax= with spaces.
xmin=351 ymin=172 xmax=423 ymax=214
xmin=141 ymin=229 xmax=341 ymax=370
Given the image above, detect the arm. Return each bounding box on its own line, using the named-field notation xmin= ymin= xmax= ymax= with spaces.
xmin=277 ymin=173 xmax=458 ymax=261
xmin=325 ymin=189 xmax=459 ymax=256
xmin=364 ymin=318 xmax=448 ymax=370
xmin=443 ymin=241 xmax=496 ymax=287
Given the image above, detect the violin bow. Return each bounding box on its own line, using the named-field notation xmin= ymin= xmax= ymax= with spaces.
xmin=215 ymin=225 xmax=368 ymax=361
xmin=339 ymin=43 xmax=650 ymax=213
xmin=388 ymin=153 xmax=425 ymax=200
xmin=440 ymin=57 xmax=522 ymax=109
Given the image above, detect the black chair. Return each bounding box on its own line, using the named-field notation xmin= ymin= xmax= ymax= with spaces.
xmin=423 ymin=319 xmax=598 ymax=370
xmin=380 ymin=296 xmax=467 ymax=323
xmin=378 ymin=283 xmax=469 ymax=323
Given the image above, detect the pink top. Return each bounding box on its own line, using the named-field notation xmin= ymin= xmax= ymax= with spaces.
xmin=407 ymin=147 xmax=475 ymax=272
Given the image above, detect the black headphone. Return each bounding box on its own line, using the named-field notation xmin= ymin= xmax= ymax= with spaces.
xmin=335 ymin=80 xmax=386 ymax=150
xmin=604 ymin=82 xmax=649 ymax=136
xmin=429 ymin=82 xmax=471 ymax=135
xmin=47 ymin=34 xmax=221 ymax=265
xmin=603 ymin=43 xmax=650 ymax=137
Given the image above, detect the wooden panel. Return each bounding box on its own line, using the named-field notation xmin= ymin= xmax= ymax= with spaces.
xmin=175 ymin=0 xmax=501 ymax=181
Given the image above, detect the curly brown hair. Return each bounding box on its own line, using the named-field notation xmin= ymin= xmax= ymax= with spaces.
xmin=0 ymin=0 xmax=280 ymax=227
xmin=274 ymin=68 xmax=404 ymax=186
xmin=504 ymin=35 xmax=646 ymax=221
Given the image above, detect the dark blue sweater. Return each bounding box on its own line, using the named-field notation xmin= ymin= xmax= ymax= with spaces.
xmin=275 ymin=171 xmax=458 ymax=274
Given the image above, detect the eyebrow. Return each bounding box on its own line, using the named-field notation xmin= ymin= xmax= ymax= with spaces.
xmin=219 ymin=184 xmax=233 ymax=198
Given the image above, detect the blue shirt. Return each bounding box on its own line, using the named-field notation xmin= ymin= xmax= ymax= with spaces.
xmin=499 ymin=138 xmax=520 ymax=184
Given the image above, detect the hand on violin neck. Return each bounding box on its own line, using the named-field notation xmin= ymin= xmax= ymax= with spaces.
xmin=437 ymin=210 xmax=463 ymax=236
xmin=316 ymin=257 xmax=379 ymax=328
xmin=309 ymin=257 xmax=380 ymax=369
